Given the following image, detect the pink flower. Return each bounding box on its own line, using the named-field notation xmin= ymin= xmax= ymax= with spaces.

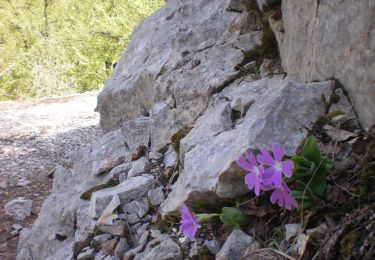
xmin=237 ymin=151 xmax=265 ymax=196
xmin=270 ymin=182 xmax=298 ymax=210
xmin=179 ymin=204 xmax=199 ymax=240
xmin=257 ymin=144 xmax=294 ymax=187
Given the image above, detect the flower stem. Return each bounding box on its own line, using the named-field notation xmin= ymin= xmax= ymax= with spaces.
xmin=196 ymin=213 xmax=221 ymax=222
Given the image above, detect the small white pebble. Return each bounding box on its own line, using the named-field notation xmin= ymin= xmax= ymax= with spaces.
xmin=178 ymin=236 xmax=187 ymax=244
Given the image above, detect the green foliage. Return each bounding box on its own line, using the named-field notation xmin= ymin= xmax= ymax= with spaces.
xmin=220 ymin=207 xmax=247 ymax=228
xmin=359 ymin=165 xmax=375 ymax=198
xmin=171 ymin=127 xmax=192 ymax=154
xmin=240 ymin=25 xmax=278 ymax=67
xmin=289 ymin=136 xmax=332 ymax=210
xmin=0 ymin=0 xmax=164 ymax=100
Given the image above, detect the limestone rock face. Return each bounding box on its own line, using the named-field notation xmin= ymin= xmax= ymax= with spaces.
xmin=271 ymin=0 xmax=375 ymax=129
xmin=160 ymin=78 xmax=333 ymax=215
xmin=96 ymin=0 xmax=262 ymax=140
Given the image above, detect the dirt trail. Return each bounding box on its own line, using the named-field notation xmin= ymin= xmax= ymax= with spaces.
xmin=0 ymin=91 xmax=102 ymax=260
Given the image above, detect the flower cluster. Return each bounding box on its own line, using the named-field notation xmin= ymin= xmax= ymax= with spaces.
xmin=237 ymin=144 xmax=298 ymax=210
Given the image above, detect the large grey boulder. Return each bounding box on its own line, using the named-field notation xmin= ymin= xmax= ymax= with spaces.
xmin=161 ymin=78 xmax=333 ymax=215
xmin=96 ymin=0 xmax=262 ymax=141
xmin=270 ymin=0 xmax=375 ymax=129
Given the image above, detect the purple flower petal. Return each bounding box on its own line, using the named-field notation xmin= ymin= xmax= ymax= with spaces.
xmin=272 ymin=144 xmax=284 ymax=162
xmin=245 ymin=151 xmax=257 ymax=166
xmin=257 ymin=148 xmax=276 ymax=166
xmin=269 ymin=182 xmax=298 ymax=210
xmin=254 ymin=176 xmax=261 ymax=196
xmin=270 ymin=170 xmax=282 ymax=187
xmin=245 ymin=172 xmax=256 ymax=190
xmin=180 ymin=204 xmax=199 ymax=239
xmin=262 ymin=167 xmax=275 ymax=185
xmin=270 ymin=188 xmax=283 ymax=205
xmin=237 ymin=157 xmax=252 ymax=171
xmin=261 ymin=183 xmax=275 ymax=191
xmin=180 ymin=222 xmax=197 ymax=240
xmin=282 ymin=160 xmax=294 ymax=177
xmin=181 ymin=204 xmax=195 ymax=221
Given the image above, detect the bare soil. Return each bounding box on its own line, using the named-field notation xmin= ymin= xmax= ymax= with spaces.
xmin=0 ymin=92 xmax=102 ymax=260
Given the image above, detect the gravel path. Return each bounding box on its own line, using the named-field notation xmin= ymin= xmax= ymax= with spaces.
xmin=0 ymin=92 xmax=102 ymax=260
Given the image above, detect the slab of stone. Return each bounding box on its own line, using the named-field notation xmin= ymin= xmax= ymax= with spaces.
xmin=126 ymin=213 xmax=140 ymax=225
xmin=123 ymin=199 xmax=150 ymax=218
xmin=99 ymin=219 xmax=125 ymax=236
xmin=216 ymin=230 xmax=258 ymax=260
xmin=148 ymin=186 xmax=164 ymax=206
xmin=141 ymin=239 xmax=182 ymax=260
xmin=127 ymin=157 xmax=152 ymax=179
xmin=163 ymin=145 xmax=178 ymax=168
xmin=136 ymin=223 xmax=150 ymax=238
xmin=109 ymin=162 xmax=132 ymax=180
xmin=4 ymin=197 xmax=33 ymax=221
xmin=161 ymin=79 xmax=333 ymax=215
xmin=77 ymin=247 xmax=95 ymax=260
xmin=114 ymin=238 xmax=129 ymax=260
xmin=89 ymin=175 xmax=154 ymax=219
xmin=204 ymin=239 xmax=221 ymax=255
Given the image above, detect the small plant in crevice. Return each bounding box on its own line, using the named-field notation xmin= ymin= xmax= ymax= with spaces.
xmin=179 ymin=204 xmax=247 ymax=240
xmin=289 ymin=136 xmax=332 ymax=210
xmin=171 ymin=127 xmax=192 ymax=154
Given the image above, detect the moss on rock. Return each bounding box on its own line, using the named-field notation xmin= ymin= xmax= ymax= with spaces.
xmin=80 ymin=178 xmax=120 ymax=201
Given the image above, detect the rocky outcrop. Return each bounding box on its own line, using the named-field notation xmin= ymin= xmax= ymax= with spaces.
xmin=269 ymin=0 xmax=375 ymax=129
xmin=97 ymin=0 xmax=262 ymax=140
xmin=16 ymin=0 xmax=372 ymax=259
xmin=160 ymin=78 xmax=333 ymax=215
xmin=16 ymin=129 xmax=130 ymax=260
